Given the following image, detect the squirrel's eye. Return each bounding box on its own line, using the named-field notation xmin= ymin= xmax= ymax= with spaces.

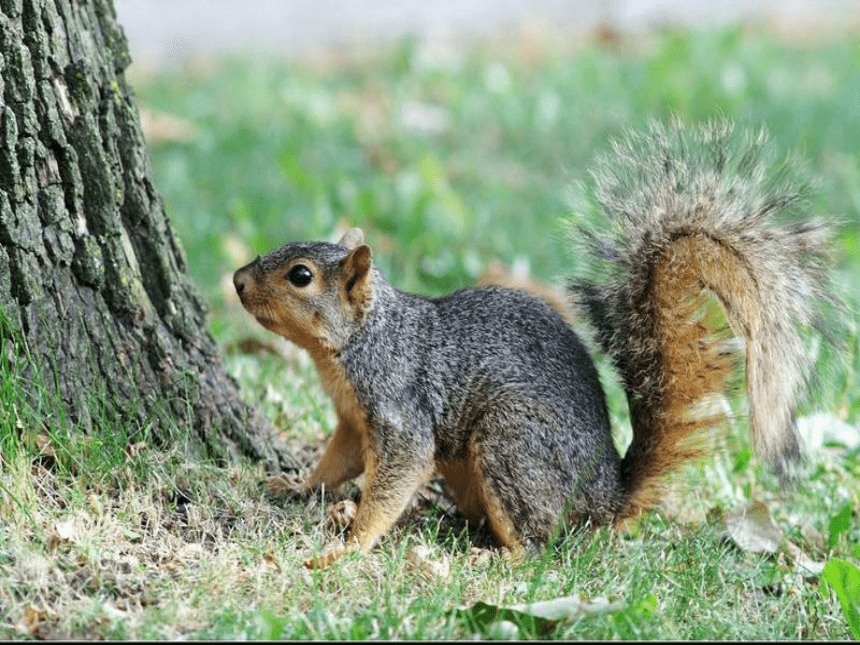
xmin=287 ymin=264 xmax=313 ymax=287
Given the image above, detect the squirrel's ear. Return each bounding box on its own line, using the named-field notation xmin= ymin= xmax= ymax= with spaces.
xmin=338 ymin=228 xmax=365 ymax=250
xmin=342 ymin=244 xmax=373 ymax=297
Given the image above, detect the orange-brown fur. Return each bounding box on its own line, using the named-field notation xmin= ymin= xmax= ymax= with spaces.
xmin=615 ymin=235 xmax=739 ymax=521
xmin=477 ymin=259 xmax=577 ymax=324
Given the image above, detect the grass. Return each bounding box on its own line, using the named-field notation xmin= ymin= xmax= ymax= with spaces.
xmin=1 ymin=21 xmax=859 ymax=639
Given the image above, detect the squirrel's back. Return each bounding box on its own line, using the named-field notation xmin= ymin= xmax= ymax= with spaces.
xmin=337 ymin=284 xmax=625 ymax=528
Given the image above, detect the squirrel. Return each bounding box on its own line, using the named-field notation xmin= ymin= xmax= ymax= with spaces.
xmin=233 ymin=121 xmax=833 ymax=569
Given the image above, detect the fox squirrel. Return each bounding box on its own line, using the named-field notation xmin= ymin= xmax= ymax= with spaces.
xmin=233 ymin=121 xmax=833 ymax=569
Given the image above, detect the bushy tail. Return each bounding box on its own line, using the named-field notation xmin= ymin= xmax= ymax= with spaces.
xmin=569 ymin=120 xmax=835 ymax=521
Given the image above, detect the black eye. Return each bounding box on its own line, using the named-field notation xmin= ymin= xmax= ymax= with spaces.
xmin=287 ymin=264 xmax=313 ymax=287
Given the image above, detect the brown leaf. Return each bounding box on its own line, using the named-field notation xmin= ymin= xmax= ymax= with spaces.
xmin=264 ymin=548 xmax=282 ymax=572
xmin=722 ymin=501 xmax=825 ymax=574
xmin=724 ymin=501 xmax=783 ymax=554
xmin=34 ymin=433 xmax=54 ymax=456
xmin=124 ymin=441 xmax=147 ymax=459
xmin=467 ymin=546 xmax=494 ymax=568
xmin=17 ymin=605 xmax=42 ymax=636
xmin=406 ymin=544 xmax=450 ymax=580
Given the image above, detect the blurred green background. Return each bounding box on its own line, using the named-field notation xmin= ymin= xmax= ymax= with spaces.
xmin=133 ymin=27 xmax=859 ymax=393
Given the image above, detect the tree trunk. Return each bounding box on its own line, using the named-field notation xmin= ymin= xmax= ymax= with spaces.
xmin=0 ymin=0 xmax=286 ymax=467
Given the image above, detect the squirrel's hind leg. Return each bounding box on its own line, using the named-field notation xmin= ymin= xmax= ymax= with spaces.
xmin=466 ymin=397 xmax=605 ymax=551
xmin=439 ymin=454 xmax=525 ymax=555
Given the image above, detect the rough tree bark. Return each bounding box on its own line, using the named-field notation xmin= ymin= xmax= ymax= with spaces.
xmin=0 ymin=0 xmax=286 ymax=466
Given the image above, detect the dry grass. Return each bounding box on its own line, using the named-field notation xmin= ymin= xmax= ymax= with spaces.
xmin=1 ymin=335 xmax=856 ymax=639
xmin=0 ymin=401 xmax=514 ymax=639
xmin=1 ymin=446 xmax=290 ymax=638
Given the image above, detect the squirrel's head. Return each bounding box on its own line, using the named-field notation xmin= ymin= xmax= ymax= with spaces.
xmin=233 ymin=228 xmax=375 ymax=354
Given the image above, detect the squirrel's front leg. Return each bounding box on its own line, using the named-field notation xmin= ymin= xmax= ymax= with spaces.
xmin=304 ymin=423 xmax=434 ymax=569
xmin=302 ymin=415 xmax=366 ymax=490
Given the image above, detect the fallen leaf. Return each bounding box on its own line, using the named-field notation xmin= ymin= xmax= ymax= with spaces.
xmin=124 ymin=441 xmax=147 ymax=459
xmin=467 ymin=546 xmax=493 ymax=568
xmin=264 ymin=548 xmax=282 ymax=572
xmin=722 ymin=501 xmax=825 ymax=574
xmin=16 ymin=605 xmax=41 ymax=637
xmin=786 ymin=543 xmax=826 ymax=575
xmin=723 ymin=501 xmax=783 ymax=554
xmin=55 ymin=519 xmax=76 ymax=541
xmin=509 ymin=594 xmax=625 ymax=622
xmin=406 ymin=544 xmax=450 ymax=580
xmin=453 ymin=594 xmax=624 ymax=636
xmin=34 ymin=433 xmax=53 ymax=453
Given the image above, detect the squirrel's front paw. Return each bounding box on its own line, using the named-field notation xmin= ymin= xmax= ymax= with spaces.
xmin=327 ymin=499 xmax=358 ymax=528
xmin=303 ymin=538 xmax=359 ymax=569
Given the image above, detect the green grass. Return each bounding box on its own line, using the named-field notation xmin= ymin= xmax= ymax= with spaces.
xmin=1 ymin=23 xmax=859 ymax=639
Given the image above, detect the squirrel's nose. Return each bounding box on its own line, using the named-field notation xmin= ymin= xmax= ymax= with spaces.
xmin=233 ymin=257 xmax=260 ymax=297
xmin=233 ymin=270 xmax=247 ymax=296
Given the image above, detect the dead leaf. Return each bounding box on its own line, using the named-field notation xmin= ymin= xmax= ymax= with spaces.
xmin=467 ymin=546 xmax=493 ymax=568
xmin=33 ymin=433 xmax=53 ymax=453
xmin=722 ymin=501 xmax=825 ymax=574
xmin=16 ymin=605 xmax=42 ymax=636
xmin=454 ymin=594 xmax=624 ymax=636
xmin=509 ymin=594 xmax=625 ymax=621
xmin=786 ymin=542 xmax=826 ymax=575
xmin=406 ymin=544 xmax=450 ymax=580
xmin=55 ymin=519 xmax=76 ymax=541
xmin=724 ymin=501 xmax=783 ymax=554
xmin=124 ymin=441 xmax=147 ymax=459
xmin=264 ymin=548 xmax=282 ymax=572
